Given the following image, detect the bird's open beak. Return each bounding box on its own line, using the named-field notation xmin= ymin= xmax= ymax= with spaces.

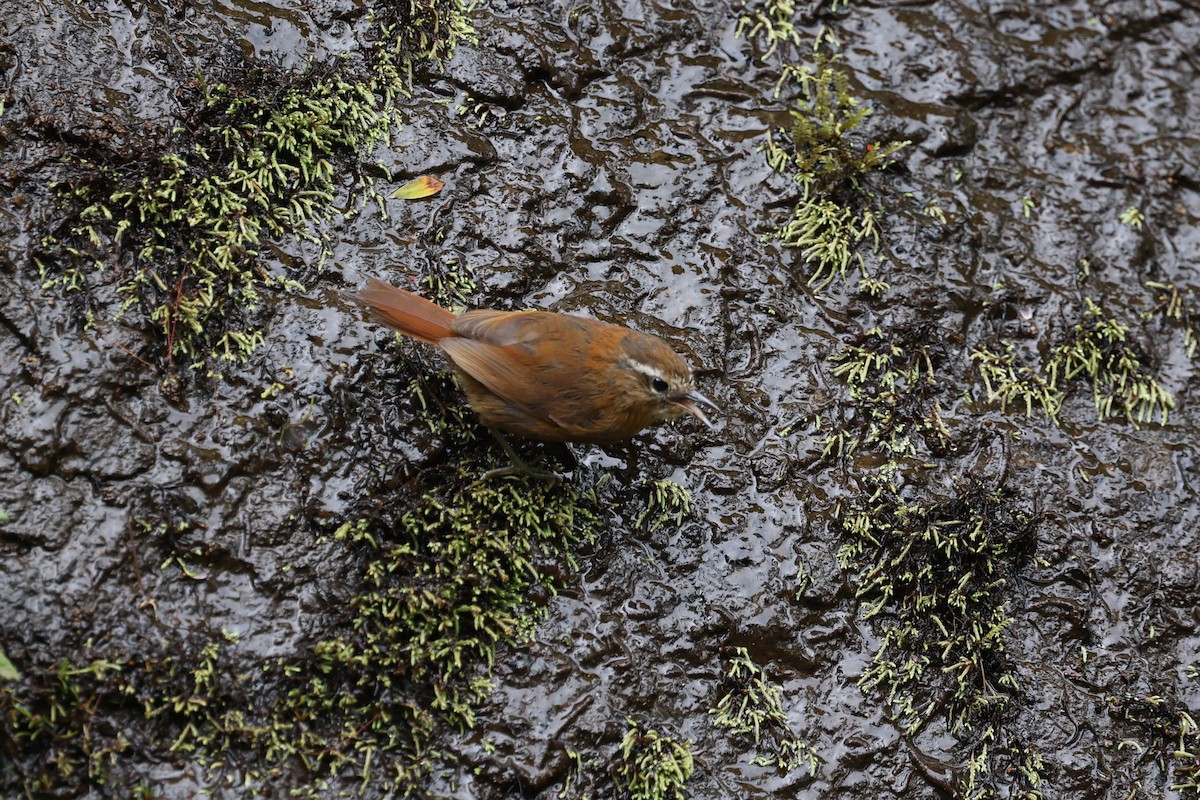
xmin=671 ymin=390 xmax=718 ymax=429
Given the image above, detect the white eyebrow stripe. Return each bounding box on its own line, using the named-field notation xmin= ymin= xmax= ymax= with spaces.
xmin=623 ymin=359 xmax=665 ymax=380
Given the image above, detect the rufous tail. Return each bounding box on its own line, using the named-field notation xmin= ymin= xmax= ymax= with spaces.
xmin=346 ymin=277 xmax=455 ymax=345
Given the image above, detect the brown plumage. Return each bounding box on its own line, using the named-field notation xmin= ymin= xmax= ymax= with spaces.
xmin=346 ymin=276 xmax=716 ymax=445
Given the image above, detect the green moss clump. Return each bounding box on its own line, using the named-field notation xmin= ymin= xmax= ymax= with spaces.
xmin=390 ymin=0 xmax=477 ymax=67
xmin=762 ymin=50 xmax=910 ymax=289
xmin=837 ymin=478 xmax=1038 ymax=735
xmin=36 ymin=1 xmax=477 ymax=376
xmin=971 ymin=342 xmax=1064 ymax=423
xmin=1047 ymin=299 xmax=1174 ymax=425
xmin=43 ymin=73 xmax=388 ymax=373
xmin=247 ymin=478 xmax=600 ymax=794
xmin=962 ymin=740 xmax=1046 ymax=800
xmin=973 ymin=298 xmax=1174 ymax=427
xmin=1 ymin=657 xmax=130 ymax=792
xmin=836 ymin=475 xmax=1046 ymax=798
xmin=616 ymin=719 xmax=695 ymax=800
xmin=826 ymin=327 xmax=951 ymax=460
xmin=321 ymin=479 xmax=598 ymax=730
xmin=735 ymin=1 xmax=854 ymax=61
xmin=0 ymin=635 xmax=256 ymax=796
xmin=710 ymin=647 xmax=820 ymax=776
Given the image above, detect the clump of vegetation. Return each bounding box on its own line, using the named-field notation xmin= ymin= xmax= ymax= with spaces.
xmin=44 ymin=72 xmax=388 ymax=372
xmin=971 ymin=342 xmax=1064 ymax=423
xmin=321 ymin=479 xmax=597 ymax=730
xmin=735 ymin=0 xmax=802 ymax=61
xmin=616 ymin=719 xmax=695 ymax=800
xmin=1145 ymin=280 xmax=1200 ymax=358
xmin=825 ymin=326 xmax=951 ymax=460
xmin=394 ymin=0 xmax=476 ymax=66
xmin=836 ymin=477 xmax=1039 ymax=735
xmin=973 ymin=299 xmax=1174 ymax=427
xmin=1109 ymin=689 xmax=1200 ymax=796
xmin=0 ymin=476 xmax=597 ymax=795
xmin=836 ymin=475 xmax=1047 ymax=798
xmin=636 ymin=479 xmax=694 ymax=532
xmin=36 ymin=1 xmax=475 ymax=376
xmin=710 ymin=647 xmax=820 ymax=776
xmin=762 ymin=49 xmax=910 ymax=289
xmin=1048 ymin=299 xmax=1174 ymax=425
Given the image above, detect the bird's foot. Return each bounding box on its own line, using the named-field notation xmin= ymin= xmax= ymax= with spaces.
xmin=474 ymin=428 xmax=564 ymax=484
xmin=476 ymin=463 xmax=563 ymax=483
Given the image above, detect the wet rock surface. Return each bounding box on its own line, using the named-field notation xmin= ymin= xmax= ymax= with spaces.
xmin=2 ymin=1 xmax=1199 ymax=797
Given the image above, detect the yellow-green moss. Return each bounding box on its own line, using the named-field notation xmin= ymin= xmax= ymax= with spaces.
xmin=710 ymin=647 xmax=820 ymax=776
xmin=36 ymin=1 xmax=477 ymax=376
xmin=973 ymin=298 xmax=1174 ymax=427
xmin=826 ymin=327 xmax=951 ymax=460
xmin=617 ymin=719 xmax=695 ymax=800
xmin=762 ymin=49 xmax=910 ymax=289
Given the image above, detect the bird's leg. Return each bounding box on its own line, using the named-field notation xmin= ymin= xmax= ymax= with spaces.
xmin=477 ymin=429 xmax=562 ymax=483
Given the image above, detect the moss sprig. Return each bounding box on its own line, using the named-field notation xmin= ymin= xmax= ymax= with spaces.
xmin=1047 ymin=299 xmax=1173 ymax=425
xmin=636 ymin=479 xmax=694 ymax=533
xmin=616 ymin=719 xmax=695 ymax=800
xmin=836 ymin=477 xmax=1039 ymax=736
xmin=710 ymin=647 xmax=820 ymax=776
xmin=971 ymin=342 xmax=1064 ymax=423
xmin=324 ymin=479 xmax=598 ymax=732
xmin=762 ymin=52 xmax=910 ymax=288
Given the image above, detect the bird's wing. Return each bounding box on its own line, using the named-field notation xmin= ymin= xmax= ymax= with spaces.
xmin=444 ymin=311 xmax=609 ymax=432
xmin=439 ymin=337 xmax=530 ymax=400
xmin=442 ymin=311 xmax=545 ymax=406
xmin=451 ymin=309 xmax=548 ymax=347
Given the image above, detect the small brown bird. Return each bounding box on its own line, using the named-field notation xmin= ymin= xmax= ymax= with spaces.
xmin=346 ymin=276 xmax=716 ymax=449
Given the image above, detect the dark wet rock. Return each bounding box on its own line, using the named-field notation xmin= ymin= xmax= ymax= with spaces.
xmin=4 ymin=0 xmax=1200 ymax=797
xmin=0 ymin=470 xmax=91 ymax=551
xmin=55 ymin=403 xmax=156 ymax=480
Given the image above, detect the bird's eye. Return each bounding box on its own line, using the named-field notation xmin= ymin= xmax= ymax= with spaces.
xmin=652 ymin=377 xmax=669 ymax=393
